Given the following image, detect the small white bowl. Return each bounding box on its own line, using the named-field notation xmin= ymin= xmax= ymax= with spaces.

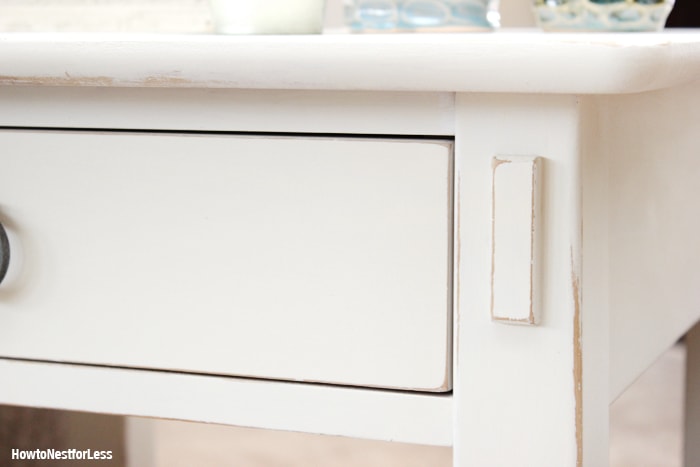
xmin=210 ymin=0 xmax=326 ymax=34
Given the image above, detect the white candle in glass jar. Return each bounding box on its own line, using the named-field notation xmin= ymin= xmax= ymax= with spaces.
xmin=210 ymin=0 xmax=326 ymax=34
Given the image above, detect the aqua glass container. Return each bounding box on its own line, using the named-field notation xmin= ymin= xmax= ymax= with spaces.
xmin=533 ymin=0 xmax=675 ymax=31
xmin=345 ymin=0 xmax=499 ymax=32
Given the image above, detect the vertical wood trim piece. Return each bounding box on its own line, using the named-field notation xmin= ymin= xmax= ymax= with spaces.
xmin=685 ymin=321 xmax=700 ymax=466
xmin=491 ymin=156 xmax=541 ymax=325
xmin=580 ymin=95 xmax=610 ymax=467
xmin=453 ymin=93 xmax=582 ymax=466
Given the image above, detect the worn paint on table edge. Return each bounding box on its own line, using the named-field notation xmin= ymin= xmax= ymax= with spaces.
xmin=571 ymin=249 xmax=583 ymax=467
xmin=0 ymin=74 xmax=211 ymax=88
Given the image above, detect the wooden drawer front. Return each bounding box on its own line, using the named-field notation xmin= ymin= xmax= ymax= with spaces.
xmin=0 ymin=130 xmax=452 ymax=392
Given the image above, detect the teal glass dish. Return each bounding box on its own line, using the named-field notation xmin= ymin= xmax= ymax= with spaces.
xmin=345 ymin=0 xmax=499 ymax=32
xmin=534 ymin=0 xmax=675 ymax=31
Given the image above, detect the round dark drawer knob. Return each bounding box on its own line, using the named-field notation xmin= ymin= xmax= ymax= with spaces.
xmin=0 ymin=222 xmax=9 ymax=285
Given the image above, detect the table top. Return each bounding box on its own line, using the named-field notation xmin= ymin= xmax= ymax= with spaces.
xmin=1 ymin=31 xmax=699 ymax=94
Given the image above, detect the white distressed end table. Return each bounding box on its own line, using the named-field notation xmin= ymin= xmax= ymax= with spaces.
xmin=1 ymin=32 xmax=700 ymax=466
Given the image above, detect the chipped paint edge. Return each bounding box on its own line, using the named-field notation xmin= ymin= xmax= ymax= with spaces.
xmin=0 ymin=74 xmax=213 ymax=88
xmin=571 ymin=248 xmax=583 ymax=467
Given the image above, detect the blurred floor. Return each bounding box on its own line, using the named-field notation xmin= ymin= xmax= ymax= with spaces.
xmin=141 ymin=345 xmax=686 ymax=467
xmin=151 ymin=422 xmax=451 ymax=467
xmin=610 ymin=344 xmax=685 ymax=467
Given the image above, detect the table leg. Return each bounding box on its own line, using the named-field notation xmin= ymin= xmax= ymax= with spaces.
xmin=685 ymin=321 xmax=700 ymax=466
xmin=452 ymin=93 xmax=609 ymax=466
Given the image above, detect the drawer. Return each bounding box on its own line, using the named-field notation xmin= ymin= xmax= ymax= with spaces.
xmin=0 ymin=130 xmax=452 ymax=392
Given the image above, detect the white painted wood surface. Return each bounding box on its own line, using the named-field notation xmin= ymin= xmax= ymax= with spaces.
xmin=0 ymin=87 xmax=455 ymax=136
xmin=579 ymin=95 xmax=610 ymax=467
xmin=454 ymin=94 xmax=587 ymax=466
xmin=605 ymin=80 xmax=700 ymax=401
xmin=0 ymin=359 xmax=453 ymax=446
xmin=491 ymin=156 xmax=540 ymax=325
xmin=1 ymin=32 xmax=700 ymax=94
xmin=0 ymin=130 xmax=452 ymax=392
xmin=0 ymin=32 xmax=699 ymax=466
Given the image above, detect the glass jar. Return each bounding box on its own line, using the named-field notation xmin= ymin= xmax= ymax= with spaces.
xmin=533 ymin=0 xmax=675 ymax=31
xmin=344 ymin=0 xmax=499 ymax=31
